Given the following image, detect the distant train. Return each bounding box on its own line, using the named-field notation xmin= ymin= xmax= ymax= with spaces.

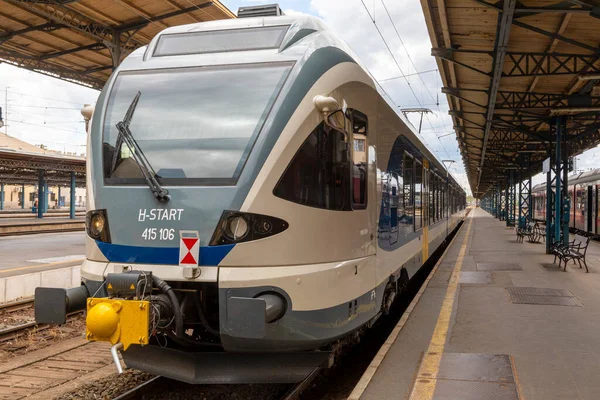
xmin=35 ymin=14 xmax=466 ymax=384
xmin=532 ymin=169 xmax=600 ymax=234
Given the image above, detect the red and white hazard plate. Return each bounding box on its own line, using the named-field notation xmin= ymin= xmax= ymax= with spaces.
xmin=179 ymin=230 xmax=200 ymax=266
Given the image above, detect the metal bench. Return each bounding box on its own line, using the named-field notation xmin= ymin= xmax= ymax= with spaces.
xmin=517 ymin=221 xmax=541 ymax=243
xmin=534 ymin=224 xmax=546 ymax=242
xmin=552 ymin=234 xmax=591 ymax=272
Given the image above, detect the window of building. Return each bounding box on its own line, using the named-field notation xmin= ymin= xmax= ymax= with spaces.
xmin=354 ymin=139 xmax=365 ymax=152
xmin=415 ymin=160 xmax=423 ymax=231
xmin=274 ymin=120 xmax=351 ymax=211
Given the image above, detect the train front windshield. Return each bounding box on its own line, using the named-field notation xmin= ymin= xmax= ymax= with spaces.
xmin=102 ymin=63 xmax=292 ymax=186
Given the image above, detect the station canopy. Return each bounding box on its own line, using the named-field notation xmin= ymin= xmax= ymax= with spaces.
xmin=421 ymin=0 xmax=600 ymax=197
xmin=0 ymin=132 xmax=85 ymax=186
xmin=0 ymin=0 xmax=235 ymax=90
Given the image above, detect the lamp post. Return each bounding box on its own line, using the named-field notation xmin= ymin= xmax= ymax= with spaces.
xmin=442 ymin=160 xmax=455 ymax=236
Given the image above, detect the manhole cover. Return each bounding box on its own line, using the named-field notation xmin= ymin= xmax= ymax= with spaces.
xmin=438 ymin=353 xmax=513 ymax=382
xmin=506 ymin=287 xmax=582 ymax=307
xmin=432 ymin=353 xmax=519 ymax=400
xmin=477 ymin=263 xmax=522 ymax=271
xmin=507 ymin=287 xmax=572 ymax=297
xmin=459 ymin=272 xmax=492 ymax=284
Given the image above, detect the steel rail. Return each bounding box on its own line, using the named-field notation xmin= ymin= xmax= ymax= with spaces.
xmin=0 ymin=311 xmax=83 ymax=342
xmin=111 ymin=376 xmax=165 ymax=400
xmin=0 ymin=298 xmax=34 ymax=313
xmin=279 ymin=367 xmax=321 ymax=400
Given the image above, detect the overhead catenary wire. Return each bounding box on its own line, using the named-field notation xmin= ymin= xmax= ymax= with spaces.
xmin=379 ymin=69 xmax=439 ymax=82
xmin=358 ymin=0 xmax=454 ymax=161
xmin=11 ymin=120 xmax=85 ymax=134
xmin=376 ymin=0 xmax=456 ymax=158
xmin=7 ymin=104 xmax=82 ymax=110
xmin=6 ymin=89 xmax=88 ymax=106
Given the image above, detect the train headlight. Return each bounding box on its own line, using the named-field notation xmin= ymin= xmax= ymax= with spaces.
xmin=90 ymin=214 xmax=105 ymax=236
xmin=86 ymin=209 xmax=111 ymax=243
xmin=210 ymin=211 xmax=288 ymax=245
xmin=225 ymin=216 xmax=249 ymax=241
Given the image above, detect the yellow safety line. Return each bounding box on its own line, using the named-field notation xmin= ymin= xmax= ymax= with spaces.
xmin=510 ymin=355 xmax=526 ymax=400
xmin=348 ymin=216 xmax=469 ymax=400
xmin=409 ymin=213 xmax=473 ymax=400
xmin=0 ymin=258 xmax=85 ymax=275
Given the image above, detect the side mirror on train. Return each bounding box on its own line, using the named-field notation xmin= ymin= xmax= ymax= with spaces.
xmin=313 ymin=95 xmax=339 ymax=114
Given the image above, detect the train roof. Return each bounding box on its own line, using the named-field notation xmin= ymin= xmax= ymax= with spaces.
xmin=532 ymin=169 xmax=600 ymax=192
xmin=106 ymin=15 xmax=467 ymax=196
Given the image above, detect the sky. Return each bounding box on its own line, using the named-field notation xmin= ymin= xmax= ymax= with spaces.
xmin=1 ymin=0 xmax=599 ymax=195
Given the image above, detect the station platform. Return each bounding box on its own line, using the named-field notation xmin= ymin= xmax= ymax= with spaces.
xmin=354 ymin=207 xmax=600 ymax=400
xmin=0 ymin=231 xmax=84 ymax=302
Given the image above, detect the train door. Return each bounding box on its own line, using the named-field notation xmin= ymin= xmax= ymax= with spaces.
xmin=569 ymin=185 xmax=575 ymax=229
xmin=575 ymin=185 xmax=585 ymax=231
xmin=388 ymin=172 xmax=400 ymax=245
xmin=585 ymin=186 xmax=593 ymax=232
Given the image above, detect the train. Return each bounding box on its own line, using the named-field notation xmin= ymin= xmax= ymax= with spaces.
xmin=533 ymin=169 xmax=600 ymax=234
xmin=35 ymin=13 xmax=466 ymax=384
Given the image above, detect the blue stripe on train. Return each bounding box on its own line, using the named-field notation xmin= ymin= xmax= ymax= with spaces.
xmin=95 ymin=241 xmax=235 ymax=266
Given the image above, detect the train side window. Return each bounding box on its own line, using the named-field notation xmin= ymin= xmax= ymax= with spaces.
xmin=350 ymin=110 xmax=368 ymax=209
xmin=403 ymin=153 xmax=414 ymax=232
xmin=273 ymin=120 xmax=351 ymax=210
xmin=429 ymin=171 xmax=435 ymax=225
xmin=415 ymin=160 xmax=423 ymax=231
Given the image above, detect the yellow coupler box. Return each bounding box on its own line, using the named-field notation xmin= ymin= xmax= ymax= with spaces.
xmin=86 ymin=298 xmax=150 ymax=350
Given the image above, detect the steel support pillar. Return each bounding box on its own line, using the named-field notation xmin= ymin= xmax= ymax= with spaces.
xmin=70 ymin=172 xmax=76 ymax=219
xmin=546 ymin=161 xmax=553 ymax=253
xmin=554 ymin=118 xmax=562 ymax=244
xmin=518 ymin=174 xmax=532 ymax=228
xmin=44 ymin=182 xmax=49 ymax=213
xmin=37 ymin=170 xmax=45 ymax=219
xmin=546 ymin=116 xmax=569 ymax=253
xmin=494 ymin=184 xmax=501 ymax=219
xmin=561 ymin=120 xmax=570 ymax=245
xmin=0 ymin=183 xmax=4 ymax=210
xmin=500 ymin=189 xmax=507 ymax=221
xmin=58 ymin=186 xmax=61 ymax=209
xmin=21 ymin=184 xmax=25 ymax=209
xmin=507 ymin=171 xmax=516 ymax=227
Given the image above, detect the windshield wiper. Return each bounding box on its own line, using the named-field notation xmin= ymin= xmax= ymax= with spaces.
xmin=111 ymin=91 xmax=170 ymax=203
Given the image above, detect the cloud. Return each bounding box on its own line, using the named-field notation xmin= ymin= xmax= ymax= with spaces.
xmin=0 ymin=64 xmax=98 ymax=155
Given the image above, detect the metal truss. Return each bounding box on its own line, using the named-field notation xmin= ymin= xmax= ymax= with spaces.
xmin=3 ymin=0 xmax=138 ymax=46
xmin=0 ymin=48 xmax=106 ymax=89
xmin=0 ymin=22 xmax=61 ymax=43
xmin=471 ymin=0 xmax=600 ymax=17
xmin=0 ymin=176 xmax=85 ymax=187
xmin=468 ymin=89 xmax=600 ymax=110
xmin=0 ymin=158 xmax=85 ymax=174
xmin=433 ymin=48 xmax=600 ymax=77
xmin=1 ymin=0 xmax=213 ymax=88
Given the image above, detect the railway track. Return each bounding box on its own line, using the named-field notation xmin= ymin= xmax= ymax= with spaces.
xmin=111 ymin=367 xmax=322 ymax=400
xmin=0 ymin=298 xmax=82 ymax=342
